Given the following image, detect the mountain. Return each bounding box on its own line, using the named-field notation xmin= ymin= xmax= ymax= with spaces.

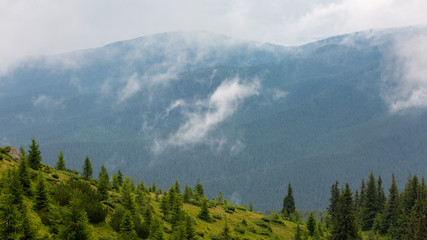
xmin=1 ymin=27 xmax=426 ymax=210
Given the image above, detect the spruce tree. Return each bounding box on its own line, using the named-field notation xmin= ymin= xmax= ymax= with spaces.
xmin=249 ymin=200 xmax=254 ymax=212
xmin=377 ymin=175 xmax=386 ymax=212
xmin=18 ymin=157 xmax=32 ymax=196
xmin=332 ymin=183 xmax=358 ymax=240
xmin=362 ymin=172 xmax=378 ymax=230
xmin=379 ymin=173 xmax=400 ymax=235
xmin=34 ymin=172 xmax=49 ymax=211
xmin=117 ymin=169 xmax=123 ymax=186
xmin=328 ymin=181 xmax=340 ymax=223
xmin=221 ymin=218 xmax=232 ymax=240
xmin=0 ymin=193 xmax=20 ymax=239
xmin=183 ymin=184 xmax=193 ymax=203
xmin=122 ymin=176 xmax=136 ymax=214
xmin=282 ymin=183 xmax=296 ymax=216
xmin=55 ymin=150 xmax=66 ymax=170
xmin=27 ymin=138 xmax=42 ymax=170
xmin=294 ymin=224 xmax=302 ymax=240
xmin=307 ymin=211 xmax=316 ymax=236
xmin=112 ymin=173 xmax=120 ymax=191
xmin=174 ymin=179 xmax=181 ymax=194
xmin=194 ymin=179 xmax=204 ymax=201
xmin=97 ymin=163 xmax=109 ymax=200
xmin=82 ymin=155 xmax=93 ymax=179
xmin=60 ymin=198 xmax=92 ymax=240
xmin=120 ymin=210 xmax=138 ymax=239
xmin=197 ymin=197 xmax=211 ymax=222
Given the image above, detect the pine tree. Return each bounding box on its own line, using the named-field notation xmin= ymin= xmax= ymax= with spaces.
xmin=122 ymin=176 xmax=136 ymax=214
xmin=27 ymin=138 xmax=42 ymax=170
xmin=332 ymin=183 xmax=359 ymax=240
xmin=97 ymin=163 xmax=109 ymax=200
xmin=60 ymin=198 xmax=92 ymax=240
xmin=112 ymin=173 xmax=120 ymax=191
xmin=377 ymin=175 xmax=386 ymax=212
xmin=294 ymin=224 xmax=302 ymax=240
xmin=282 ymin=183 xmax=296 ymax=216
xmin=185 ymin=216 xmax=196 ymax=240
xmin=18 ymin=157 xmax=32 ymax=196
xmin=379 ymin=173 xmax=400 ymax=235
xmin=34 ymin=172 xmax=49 ymax=211
xmin=249 ymin=200 xmax=254 ymax=212
xmin=82 ymin=155 xmax=93 ymax=179
xmin=406 ymin=177 xmax=427 ymax=239
xmin=362 ymin=172 xmax=378 ymax=230
xmin=0 ymin=193 xmax=21 ymax=239
xmin=194 ymin=179 xmax=204 ymax=201
xmin=117 ymin=169 xmax=123 ymax=186
xmin=183 ymin=184 xmax=193 ymax=203
xmin=307 ymin=211 xmax=316 ymax=236
xmin=55 ymin=150 xmax=66 ymax=170
xmin=221 ymin=218 xmax=232 ymax=240
xmin=120 ymin=210 xmax=138 ymax=239
xmin=197 ymin=197 xmax=211 ymax=222
xmin=328 ymin=181 xmax=340 ymax=224
xmin=174 ymin=179 xmax=181 ymax=194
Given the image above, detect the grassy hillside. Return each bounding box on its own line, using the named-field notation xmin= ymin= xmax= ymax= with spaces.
xmin=0 ymin=145 xmax=304 ymax=239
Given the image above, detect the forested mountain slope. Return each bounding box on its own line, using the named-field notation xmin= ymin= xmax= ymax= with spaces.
xmin=0 ymin=27 xmax=426 ymax=210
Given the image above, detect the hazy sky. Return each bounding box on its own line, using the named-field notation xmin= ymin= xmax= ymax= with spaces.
xmin=1 ymin=0 xmax=426 ymax=67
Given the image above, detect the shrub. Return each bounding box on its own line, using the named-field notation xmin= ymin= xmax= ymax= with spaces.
xmin=51 ymin=174 xmax=59 ymax=179
xmin=213 ymin=214 xmax=222 ymax=220
xmin=234 ymin=226 xmax=245 ymax=234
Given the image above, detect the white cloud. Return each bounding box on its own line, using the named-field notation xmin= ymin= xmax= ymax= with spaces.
xmin=1 ymin=0 xmax=426 ymax=75
xmin=33 ymin=95 xmax=64 ymax=109
xmin=381 ymin=31 xmax=427 ymax=112
xmin=153 ymin=77 xmax=259 ymax=153
xmin=118 ymin=74 xmax=141 ymax=102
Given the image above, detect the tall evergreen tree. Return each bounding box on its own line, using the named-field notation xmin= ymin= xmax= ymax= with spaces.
xmin=0 ymin=193 xmax=21 ymax=239
xmin=379 ymin=173 xmax=400 ymax=235
xmin=174 ymin=179 xmax=181 ymax=194
xmin=194 ymin=179 xmax=204 ymax=201
xmin=294 ymin=224 xmax=302 ymax=240
xmin=332 ymin=183 xmax=359 ymax=240
xmin=120 ymin=210 xmax=138 ymax=239
xmin=55 ymin=150 xmax=66 ymax=171
xmin=377 ymin=175 xmax=386 ymax=212
xmin=362 ymin=172 xmax=378 ymax=230
xmin=183 ymin=185 xmax=193 ymax=203
xmin=197 ymin=197 xmax=211 ymax=222
xmin=282 ymin=183 xmax=296 ymax=216
xmin=97 ymin=163 xmax=110 ymax=200
xmin=60 ymin=198 xmax=92 ymax=240
xmin=82 ymin=155 xmax=93 ymax=179
xmin=112 ymin=173 xmax=120 ymax=191
xmin=307 ymin=211 xmax=316 ymax=236
xmin=34 ymin=172 xmax=49 ymax=211
xmin=27 ymin=138 xmax=42 ymax=170
xmin=121 ymin=177 xmax=136 ymax=214
xmin=117 ymin=169 xmax=123 ymax=186
xmin=328 ymin=181 xmax=340 ymax=223
xmin=18 ymin=157 xmax=32 ymax=196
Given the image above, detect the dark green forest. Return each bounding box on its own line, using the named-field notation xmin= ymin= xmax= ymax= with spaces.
xmin=1 ymin=140 xmax=426 ymax=239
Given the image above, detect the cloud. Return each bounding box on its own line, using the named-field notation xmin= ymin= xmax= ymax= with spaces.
xmin=153 ymin=77 xmax=259 ymax=153
xmin=33 ymin=95 xmax=64 ymax=109
xmin=1 ymin=0 xmax=427 ymax=76
xmin=381 ymin=30 xmax=427 ymax=112
xmin=118 ymin=74 xmax=141 ymax=102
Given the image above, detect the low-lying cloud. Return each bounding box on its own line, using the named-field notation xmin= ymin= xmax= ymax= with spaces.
xmin=153 ymin=77 xmax=259 ymax=153
xmin=33 ymin=95 xmax=64 ymax=109
xmin=382 ymin=31 xmax=427 ymax=113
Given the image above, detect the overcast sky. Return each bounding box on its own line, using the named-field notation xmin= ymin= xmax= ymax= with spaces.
xmin=1 ymin=0 xmax=426 ymax=68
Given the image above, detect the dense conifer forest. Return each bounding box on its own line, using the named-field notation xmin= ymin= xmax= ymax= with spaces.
xmin=0 ymin=140 xmax=426 ymax=239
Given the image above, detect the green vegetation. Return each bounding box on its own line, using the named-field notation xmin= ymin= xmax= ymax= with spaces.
xmin=0 ymin=141 xmax=301 ymax=239
xmin=1 ymin=140 xmax=426 ymax=239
